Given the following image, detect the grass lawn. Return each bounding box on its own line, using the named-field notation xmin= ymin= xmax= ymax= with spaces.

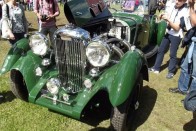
xmin=0 ymin=3 xmax=195 ymax=131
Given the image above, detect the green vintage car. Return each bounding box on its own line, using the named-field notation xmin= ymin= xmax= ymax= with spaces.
xmin=0 ymin=0 xmax=166 ymax=130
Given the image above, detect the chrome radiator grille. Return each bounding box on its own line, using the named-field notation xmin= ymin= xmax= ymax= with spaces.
xmin=54 ymin=38 xmax=86 ymax=93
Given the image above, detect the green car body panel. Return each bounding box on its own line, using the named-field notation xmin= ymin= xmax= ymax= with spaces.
xmin=34 ymin=49 xmax=147 ymax=119
xmin=103 ymin=50 xmax=148 ymax=106
xmin=0 ymin=46 xmax=147 ymax=119
xmin=11 ymin=51 xmax=43 ymax=92
xmin=0 ymin=38 xmax=29 ymax=75
xmin=112 ymin=12 xmax=143 ymax=25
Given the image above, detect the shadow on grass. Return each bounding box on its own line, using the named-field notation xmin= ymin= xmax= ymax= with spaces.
xmin=147 ymin=53 xmax=169 ymax=72
xmin=147 ymin=53 xmax=157 ymax=68
xmin=183 ymin=112 xmax=196 ymax=131
xmin=48 ymin=86 xmax=157 ymax=131
xmin=81 ymin=91 xmax=111 ymax=128
xmin=57 ymin=24 xmax=66 ymax=27
xmin=147 ymin=48 xmax=186 ymax=74
xmin=160 ymin=60 xmax=169 ymax=72
xmin=88 ymin=85 xmax=157 ymax=131
xmin=0 ymin=91 xmax=16 ymax=104
xmin=89 ymin=127 xmax=110 ymax=131
xmin=28 ymin=27 xmax=38 ymax=32
xmin=158 ymin=58 xmax=182 ymax=74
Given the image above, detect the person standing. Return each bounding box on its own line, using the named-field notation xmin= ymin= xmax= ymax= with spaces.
xmin=0 ymin=0 xmax=3 ymax=20
xmin=34 ymin=0 xmax=60 ymax=45
xmin=0 ymin=0 xmax=4 ymax=100
xmin=2 ymin=0 xmax=28 ymax=45
xmin=0 ymin=0 xmax=5 ymax=21
xmin=149 ymin=0 xmax=188 ymax=79
xmin=169 ymin=0 xmax=196 ymax=94
xmin=29 ymin=0 xmax=33 ymax=11
xmin=122 ymin=0 xmax=138 ymax=12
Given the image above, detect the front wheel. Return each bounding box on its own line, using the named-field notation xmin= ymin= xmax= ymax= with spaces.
xmin=10 ymin=70 xmax=28 ymax=101
xmin=110 ymin=74 xmax=143 ymax=131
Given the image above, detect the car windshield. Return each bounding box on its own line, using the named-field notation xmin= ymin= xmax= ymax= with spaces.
xmin=108 ymin=0 xmax=149 ymax=15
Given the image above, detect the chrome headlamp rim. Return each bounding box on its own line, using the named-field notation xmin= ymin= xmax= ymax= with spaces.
xmin=86 ymin=40 xmax=111 ymax=67
xmin=46 ymin=78 xmax=61 ymax=95
xmin=29 ymin=32 xmax=49 ymax=56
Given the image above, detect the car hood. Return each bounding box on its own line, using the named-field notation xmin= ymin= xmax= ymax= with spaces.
xmin=64 ymin=0 xmax=112 ymax=27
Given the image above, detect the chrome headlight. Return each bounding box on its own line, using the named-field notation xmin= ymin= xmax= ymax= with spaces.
xmin=29 ymin=32 xmax=49 ymax=56
xmin=86 ymin=41 xmax=110 ymax=67
xmin=46 ymin=78 xmax=61 ymax=95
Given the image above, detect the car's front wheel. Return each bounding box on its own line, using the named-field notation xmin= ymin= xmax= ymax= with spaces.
xmin=110 ymin=74 xmax=143 ymax=131
xmin=10 ymin=70 xmax=28 ymax=101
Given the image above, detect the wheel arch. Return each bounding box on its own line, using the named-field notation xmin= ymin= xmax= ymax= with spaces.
xmin=76 ymin=50 xmax=148 ymax=118
xmin=9 ymin=51 xmax=43 ymax=93
xmin=10 ymin=69 xmax=29 ymax=101
xmin=0 ymin=38 xmax=29 ymax=75
xmin=92 ymin=50 xmax=147 ymax=107
xmin=81 ymin=90 xmax=112 ymax=120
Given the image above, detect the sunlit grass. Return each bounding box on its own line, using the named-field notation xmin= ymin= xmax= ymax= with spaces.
xmin=0 ymin=4 xmax=195 ymax=131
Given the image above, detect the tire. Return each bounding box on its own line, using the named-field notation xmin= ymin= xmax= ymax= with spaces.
xmin=148 ymin=0 xmax=158 ymax=15
xmin=144 ymin=45 xmax=159 ymax=59
xmin=10 ymin=70 xmax=28 ymax=101
xmin=110 ymin=74 xmax=143 ymax=131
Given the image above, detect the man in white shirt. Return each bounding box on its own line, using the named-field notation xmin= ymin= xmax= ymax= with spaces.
xmin=149 ymin=0 xmax=188 ymax=79
xmin=170 ymin=0 xmax=196 ymax=94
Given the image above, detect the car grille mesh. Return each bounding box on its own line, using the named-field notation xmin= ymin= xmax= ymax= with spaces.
xmin=54 ymin=38 xmax=86 ymax=93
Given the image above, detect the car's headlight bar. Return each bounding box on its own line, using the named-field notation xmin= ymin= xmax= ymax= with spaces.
xmin=86 ymin=40 xmax=110 ymax=67
xmin=29 ymin=32 xmax=49 ymax=56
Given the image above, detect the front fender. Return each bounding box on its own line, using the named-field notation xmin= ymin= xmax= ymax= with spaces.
xmin=13 ymin=49 xmax=147 ymax=119
xmin=0 ymin=38 xmax=29 ymax=75
xmin=10 ymin=51 xmax=44 ymax=92
xmin=89 ymin=49 xmax=147 ymax=107
xmin=108 ymin=50 xmax=146 ymax=106
xmin=68 ymin=49 xmax=147 ymax=119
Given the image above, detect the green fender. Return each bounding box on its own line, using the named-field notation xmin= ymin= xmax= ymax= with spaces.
xmin=76 ymin=49 xmax=148 ymax=109
xmin=10 ymin=51 xmax=44 ymax=92
xmin=28 ymin=49 xmax=148 ymax=119
xmin=7 ymin=49 xmax=148 ymax=120
xmin=65 ymin=49 xmax=147 ymax=119
xmin=28 ymin=69 xmax=58 ymax=103
xmin=106 ymin=50 xmax=147 ymax=106
xmin=157 ymin=20 xmax=167 ymax=46
xmin=0 ymin=38 xmax=29 ymax=75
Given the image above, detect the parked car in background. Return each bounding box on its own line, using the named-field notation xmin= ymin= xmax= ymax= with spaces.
xmin=0 ymin=0 xmax=166 ymax=130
